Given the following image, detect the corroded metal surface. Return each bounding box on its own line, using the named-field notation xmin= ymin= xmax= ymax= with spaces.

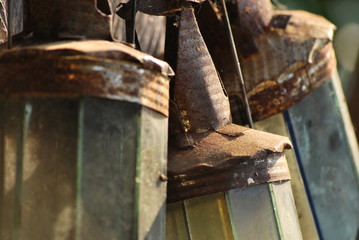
xmin=0 ymin=40 xmax=172 ymax=116
xmin=116 ymin=0 xmax=204 ymax=16
xmin=168 ymin=124 xmax=292 ymax=202
xmin=168 ymin=6 xmax=293 ymax=202
xmin=173 ymin=8 xmax=232 ymax=133
xmin=197 ymin=1 xmax=336 ymax=123
xmin=28 ymin=0 xmax=110 ymax=39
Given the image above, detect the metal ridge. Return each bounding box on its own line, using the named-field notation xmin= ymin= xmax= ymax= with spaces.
xmin=0 ymin=41 xmax=171 ymax=116
xmin=167 ymin=124 xmax=292 ymax=202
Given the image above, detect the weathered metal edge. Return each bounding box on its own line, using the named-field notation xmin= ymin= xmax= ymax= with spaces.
xmin=0 ymin=40 xmax=174 ymax=76
xmin=167 ymin=124 xmax=292 ymax=202
xmin=0 ymin=52 xmax=170 ymax=116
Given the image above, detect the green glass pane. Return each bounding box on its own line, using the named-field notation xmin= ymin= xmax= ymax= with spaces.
xmin=166 ymin=202 xmax=190 ymax=240
xmin=270 ymin=181 xmax=302 ymax=240
xmin=0 ymin=98 xmax=22 ymax=239
xmin=137 ymin=107 xmax=167 ymax=240
xmin=78 ymin=98 xmax=140 ymax=239
xmin=184 ymin=192 xmax=234 ymax=240
xmin=0 ymin=97 xmax=168 ymax=240
xmin=227 ymin=184 xmax=280 ymax=240
xmin=287 ymin=80 xmax=359 ymax=240
xmin=0 ymin=98 xmax=78 ymax=240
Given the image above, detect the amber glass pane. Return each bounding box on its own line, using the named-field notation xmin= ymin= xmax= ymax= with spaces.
xmin=184 ymin=192 xmax=234 ymax=240
xmin=166 ymin=202 xmax=190 ymax=240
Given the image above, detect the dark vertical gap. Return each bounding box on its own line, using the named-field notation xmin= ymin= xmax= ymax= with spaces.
xmin=0 ymin=100 xmax=4 ymax=238
xmin=220 ymin=0 xmax=254 ymax=128
xmin=283 ymin=110 xmax=324 ymax=240
xmin=164 ymin=15 xmax=179 ymax=100
xmin=125 ymin=0 xmax=137 ymax=47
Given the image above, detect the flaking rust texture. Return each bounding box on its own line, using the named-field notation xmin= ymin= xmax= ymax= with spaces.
xmin=197 ymin=0 xmax=336 ymax=124
xmin=168 ymin=6 xmax=292 ymax=202
xmin=173 ymin=8 xmax=232 ymax=134
xmin=168 ymin=124 xmax=292 ymax=202
xmin=0 ymin=40 xmax=173 ymax=116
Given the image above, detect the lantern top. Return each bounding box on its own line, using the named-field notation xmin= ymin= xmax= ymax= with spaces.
xmin=0 ymin=40 xmax=173 ymax=116
xmin=168 ymin=123 xmax=292 ymax=202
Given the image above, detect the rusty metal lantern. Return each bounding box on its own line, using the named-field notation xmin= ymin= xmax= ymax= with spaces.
xmin=166 ymin=8 xmax=303 ymax=239
xmin=196 ymin=1 xmax=359 ymax=239
xmin=196 ymin=0 xmax=336 ymax=124
xmin=0 ymin=40 xmax=173 ymax=239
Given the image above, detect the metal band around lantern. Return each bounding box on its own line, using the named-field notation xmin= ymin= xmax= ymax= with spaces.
xmin=0 ymin=40 xmax=173 ymax=116
xmin=167 ymin=124 xmax=292 ymax=202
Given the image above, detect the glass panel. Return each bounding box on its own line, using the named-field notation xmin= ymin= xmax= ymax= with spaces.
xmin=166 ymin=202 xmax=190 ymax=240
xmin=226 ymin=184 xmax=280 ymax=240
xmin=184 ymin=192 xmax=234 ymax=240
xmin=287 ymin=81 xmax=359 ymax=240
xmin=0 ymin=97 xmax=168 ymax=240
xmin=1 ymin=98 xmax=78 ymax=240
xmin=270 ymin=181 xmax=302 ymax=240
xmin=255 ymin=114 xmax=319 ymax=240
xmin=79 ymin=98 xmax=140 ymax=240
xmin=1 ymin=98 xmax=20 ymax=239
xmin=138 ymin=107 xmax=167 ymax=240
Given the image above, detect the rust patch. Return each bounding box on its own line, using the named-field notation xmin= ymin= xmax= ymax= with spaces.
xmin=168 ymin=124 xmax=292 ymax=202
xmin=168 ymin=6 xmax=293 ymax=202
xmin=0 ymin=41 xmax=172 ymax=116
xmin=172 ymin=8 xmax=232 ymax=134
xmin=197 ymin=2 xmax=336 ymax=124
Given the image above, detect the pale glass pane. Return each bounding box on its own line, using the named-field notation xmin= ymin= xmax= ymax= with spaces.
xmin=184 ymin=192 xmax=234 ymax=240
xmin=227 ymin=184 xmax=280 ymax=240
xmin=255 ymin=114 xmax=319 ymax=240
xmin=270 ymin=181 xmax=302 ymax=240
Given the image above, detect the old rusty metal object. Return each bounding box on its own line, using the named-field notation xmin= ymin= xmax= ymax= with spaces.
xmin=28 ymin=0 xmax=110 ymax=39
xmin=172 ymin=7 xmax=232 ymax=134
xmin=0 ymin=40 xmax=173 ymax=116
xmin=168 ymin=124 xmax=292 ymax=202
xmin=168 ymin=7 xmax=292 ymax=202
xmin=197 ymin=1 xmax=336 ymax=124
